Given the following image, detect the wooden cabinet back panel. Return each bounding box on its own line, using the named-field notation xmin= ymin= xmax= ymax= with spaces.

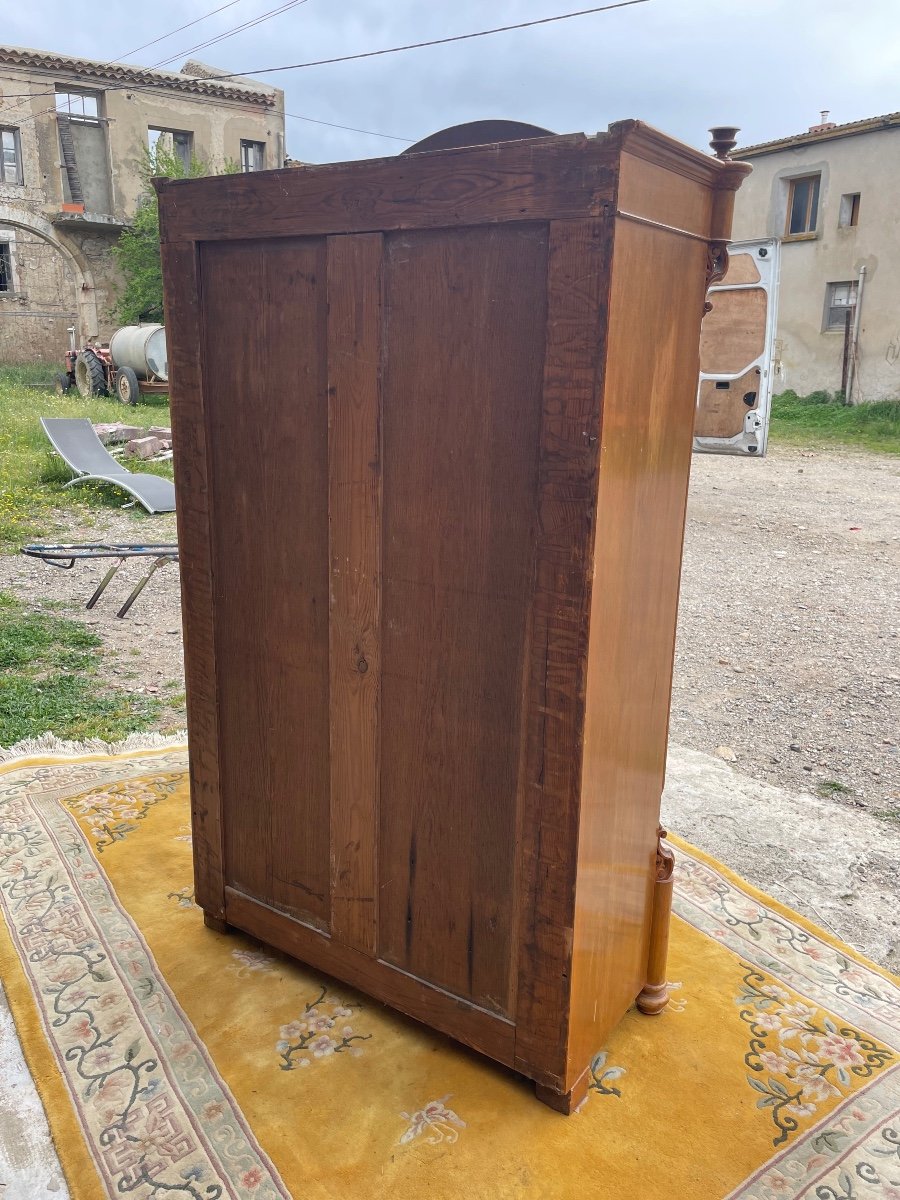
xmin=378 ymin=225 xmax=548 ymax=1016
xmin=200 ymin=238 xmax=332 ymax=927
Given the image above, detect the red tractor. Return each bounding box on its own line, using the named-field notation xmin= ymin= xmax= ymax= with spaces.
xmin=55 ymin=326 xmax=169 ymax=405
xmin=55 ymin=340 xmax=126 ymax=401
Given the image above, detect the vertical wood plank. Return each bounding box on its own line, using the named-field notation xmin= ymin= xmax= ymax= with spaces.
xmin=159 ymin=239 xmax=225 ymax=919
xmin=199 ymin=238 xmax=332 ymax=927
xmin=514 ymin=216 xmax=613 ymax=1085
xmin=327 ymin=233 xmax=383 ymax=955
xmin=378 ymin=224 xmax=548 ymax=1015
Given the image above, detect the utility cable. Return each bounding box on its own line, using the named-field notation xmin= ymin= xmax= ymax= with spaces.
xmin=196 ymin=0 xmax=650 ymax=80
xmin=285 ymin=111 xmax=412 ymax=142
xmin=109 ymin=1 xmax=244 ymax=64
xmin=149 ymin=0 xmax=311 ymax=71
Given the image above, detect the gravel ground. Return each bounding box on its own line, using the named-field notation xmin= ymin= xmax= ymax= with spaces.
xmin=1 ymin=446 xmax=897 ymax=1195
xmin=673 ymin=445 xmax=900 ymax=813
xmin=1 ymin=506 xmax=184 ymax=735
xmin=1 ymin=441 xmax=898 ymax=844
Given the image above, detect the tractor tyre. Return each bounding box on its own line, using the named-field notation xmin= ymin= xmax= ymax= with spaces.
xmin=54 ymin=373 xmax=71 ymax=395
xmin=74 ymin=351 xmax=108 ymax=398
xmin=115 ymin=366 xmax=140 ymax=406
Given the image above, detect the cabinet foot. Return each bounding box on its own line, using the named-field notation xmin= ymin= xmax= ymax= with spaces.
xmin=535 ymin=1070 xmax=590 ymax=1115
xmin=637 ymin=825 xmax=675 ymax=1017
xmin=203 ymin=911 xmax=232 ymax=934
xmin=636 ymin=981 xmax=669 ymax=1015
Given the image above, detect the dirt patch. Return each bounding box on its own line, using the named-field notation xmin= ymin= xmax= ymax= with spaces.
xmin=0 ymin=507 xmax=184 ymax=735
xmin=3 ymin=447 xmax=898 ymax=796
xmin=0 ymin=446 xmax=897 ymax=967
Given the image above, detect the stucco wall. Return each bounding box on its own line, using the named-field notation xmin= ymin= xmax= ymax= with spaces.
xmin=732 ymin=126 xmax=900 ymax=401
xmin=0 ymin=53 xmax=284 ymax=361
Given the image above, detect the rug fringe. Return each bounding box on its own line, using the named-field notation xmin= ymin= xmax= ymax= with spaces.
xmin=0 ymin=729 xmax=187 ymax=765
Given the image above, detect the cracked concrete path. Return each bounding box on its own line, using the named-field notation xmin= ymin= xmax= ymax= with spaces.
xmin=0 ymin=983 xmax=69 ymax=1199
xmin=664 ymin=744 xmax=900 ymax=973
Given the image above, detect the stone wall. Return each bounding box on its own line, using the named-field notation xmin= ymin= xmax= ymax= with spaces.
xmin=0 ymin=225 xmax=77 ymax=363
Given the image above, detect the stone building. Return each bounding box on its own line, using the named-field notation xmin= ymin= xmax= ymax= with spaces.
xmin=0 ymin=46 xmax=285 ymax=363
xmin=731 ymin=112 xmax=900 ymax=403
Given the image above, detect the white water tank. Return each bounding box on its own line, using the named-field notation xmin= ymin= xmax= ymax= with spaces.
xmin=109 ymin=324 xmax=168 ymax=382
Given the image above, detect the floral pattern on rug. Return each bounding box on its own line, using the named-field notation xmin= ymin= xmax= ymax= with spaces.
xmin=736 ymin=966 xmax=893 ymax=1145
xmin=277 ymin=986 xmax=371 ymax=1070
xmin=62 ymin=772 xmax=185 ymax=852
xmin=588 ymin=1050 xmax=625 ymax=1097
xmin=230 ymin=949 xmax=276 ymax=977
xmin=399 ymin=1097 xmax=466 ymax=1146
xmin=675 ymin=848 xmax=900 ymax=1054
xmin=0 ymin=777 xmax=289 ymax=1199
xmin=667 ymin=980 xmax=687 ymax=1012
xmin=728 ymin=1068 xmax=900 ymax=1199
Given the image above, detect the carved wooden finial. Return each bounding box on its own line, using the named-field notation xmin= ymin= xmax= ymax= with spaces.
xmin=708 ymin=126 xmax=740 ymax=160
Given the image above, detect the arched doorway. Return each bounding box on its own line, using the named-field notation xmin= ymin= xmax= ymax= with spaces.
xmin=0 ymin=206 xmax=98 ymax=363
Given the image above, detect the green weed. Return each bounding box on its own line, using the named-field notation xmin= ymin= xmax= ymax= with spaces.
xmin=816 ymin=778 xmax=853 ymax=798
xmin=0 ymin=591 xmax=161 ymax=744
xmin=0 ymin=366 xmax=172 ymax=549
xmin=771 ymin=391 xmax=900 ymax=455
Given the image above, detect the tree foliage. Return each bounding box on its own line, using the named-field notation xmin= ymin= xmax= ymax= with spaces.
xmin=112 ymin=143 xmax=235 ymax=326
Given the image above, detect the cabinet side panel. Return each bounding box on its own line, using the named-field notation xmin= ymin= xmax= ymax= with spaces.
xmin=513 ymin=217 xmax=612 ymax=1089
xmin=378 ymin=223 xmax=548 ymax=1017
xmin=327 ymin=232 xmax=383 ymax=956
xmin=160 ymin=240 xmax=224 ymax=918
xmin=566 ymin=214 xmax=710 ymax=1083
xmin=199 ymin=237 xmax=331 ymax=927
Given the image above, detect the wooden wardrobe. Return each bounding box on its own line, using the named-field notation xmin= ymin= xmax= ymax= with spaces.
xmin=157 ymin=120 xmax=749 ymax=1112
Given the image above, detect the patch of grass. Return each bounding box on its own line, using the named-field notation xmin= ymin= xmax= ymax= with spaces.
xmin=816 ymin=778 xmax=853 ymax=798
xmin=770 ymin=390 xmax=900 ymax=455
xmin=0 ymin=590 xmax=161 ymax=745
xmin=872 ymin=806 xmax=900 ymax=825
xmin=0 ymin=365 xmax=171 ymax=548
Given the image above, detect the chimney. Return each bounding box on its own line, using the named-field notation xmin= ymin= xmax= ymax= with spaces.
xmin=808 ymin=109 xmax=837 ymax=133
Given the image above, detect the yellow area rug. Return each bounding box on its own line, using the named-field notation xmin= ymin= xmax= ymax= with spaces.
xmin=1 ymin=747 xmax=899 ymax=1200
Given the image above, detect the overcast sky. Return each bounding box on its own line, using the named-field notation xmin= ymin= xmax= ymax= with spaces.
xmin=7 ymin=0 xmax=900 ymax=162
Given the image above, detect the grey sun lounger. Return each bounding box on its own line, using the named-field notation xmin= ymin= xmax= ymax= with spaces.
xmin=40 ymin=417 xmax=176 ymax=514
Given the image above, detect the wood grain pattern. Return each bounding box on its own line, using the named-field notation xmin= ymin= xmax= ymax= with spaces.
xmin=224 ymin=886 xmax=516 ymax=1066
xmin=565 ymin=216 xmax=711 ymax=1084
xmin=158 ymin=129 xmax=749 ymax=1111
xmin=200 ymin=237 xmax=332 ymax=928
xmin=327 ymin=233 xmax=383 ymax=955
xmin=695 ymin=366 xmax=762 ymax=438
xmin=513 ymin=217 xmax=613 ymax=1087
xmin=616 ymin=150 xmax=713 ymax=236
xmin=378 ymin=224 xmax=549 ymax=1017
xmin=159 ymin=239 xmax=225 ymax=919
xmin=699 ymin=287 xmax=767 ymax=374
xmin=717 ymin=251 xmax=761 ymax=285
xmin=156 ymin=136 xmax=618 ymax=243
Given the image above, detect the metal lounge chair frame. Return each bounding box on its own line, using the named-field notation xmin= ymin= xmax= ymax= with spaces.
xmin=21 ymin=542 xmax=179 ymax=619
xmin=40 ymin=417 xmax=176 ymax=514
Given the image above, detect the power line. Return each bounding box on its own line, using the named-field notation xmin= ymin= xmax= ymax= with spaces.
xmin=109 ymin=0 xmax=244 ymax=64
xmin=285 ymin=111 xmax=412 ymax=142
xmin=2 ymin=0 xmax=649 ymax=97
xmin=194 ymin=0 xmax=651 ymax=80
xmin=2 ymin=0 xmax=648 ymax=144
xmin=149 ymin=0 xmax=310 ymax=71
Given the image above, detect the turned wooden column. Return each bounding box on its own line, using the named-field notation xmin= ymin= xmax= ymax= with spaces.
xmin=637 ymin=826 xmax=675 ymax=1015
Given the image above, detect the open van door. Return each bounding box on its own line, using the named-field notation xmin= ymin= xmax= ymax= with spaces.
xmin=694 ymin=238 xmax=780 ymax=456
